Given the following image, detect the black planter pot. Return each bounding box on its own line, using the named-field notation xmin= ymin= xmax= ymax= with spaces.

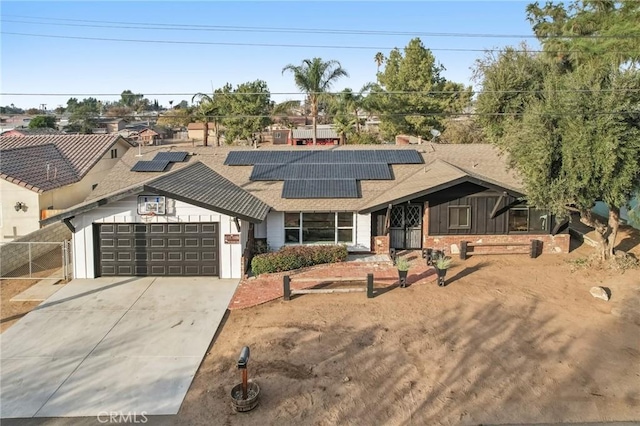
xmin=435 ymin=267 xmax=447 ymax=287
xmin=398 ymin=270 xmax=408 ymax=288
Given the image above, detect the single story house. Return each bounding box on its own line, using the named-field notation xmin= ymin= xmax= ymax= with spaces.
xmin=187 ymin=122 xmax=217 ymax=141
xmin=1 ymin=128 xmax=66 ymax=137
xmin=42 ymin=145 xmax=570 ymax=280
xmin=0 ymin=134 xmax=133 ymax=241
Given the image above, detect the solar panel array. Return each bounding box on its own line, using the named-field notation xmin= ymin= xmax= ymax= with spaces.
xmin=225 ymin=150 xmax=423 ymax=165
xmin=250 ymin=163 xmax=392 ymax=181
xmin=131 ymin=160 xmax=171 ymax=172
xmin=132 ymin=151 xmax=189 ymax=172
xmin=153 ymin=151 xmax=189 ymax=162
xmin=282 ymin=179 xmax=359 ymax=199
xmin=225 ymin=149 xmax=423 ymax=199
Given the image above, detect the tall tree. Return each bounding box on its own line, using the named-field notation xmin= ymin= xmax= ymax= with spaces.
xmin=374 ymin=38 xmax=472 ymax=141
xmin=474 ymin=2 xmax=640 ymax=259
xmin=282 ymin=58 xmax=349 ymax=145
xmin=28 ymin=115 xmax=57 ymax=129
xmin=374 ymin=52 xmax=385 ymax=72
xmin=221 ymin=80 xmax=272 ymax=145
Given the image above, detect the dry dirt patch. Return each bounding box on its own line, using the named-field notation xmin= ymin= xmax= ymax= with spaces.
xmin=176 ymin=242 xmax=640 ymax=425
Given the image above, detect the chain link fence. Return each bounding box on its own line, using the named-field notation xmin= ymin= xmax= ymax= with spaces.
xmin=0 ymin=241 xmax=72 ymax=281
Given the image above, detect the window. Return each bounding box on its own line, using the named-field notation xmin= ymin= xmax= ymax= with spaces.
xmin=448 ymin=206 xmax=471 ymax=229
xmin=275 ymin=132 xmax=282 ymax=139
xmin=110 ymin=149 xmax=118 ymax=159
xmin=509 ymin=207 xmax=549 ymax=233
xmin=284 ymin=212 xmax=354 ymax=244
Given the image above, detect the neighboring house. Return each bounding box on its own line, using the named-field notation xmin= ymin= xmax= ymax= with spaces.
xmin=0 ymin=134 xmax=133 ymax=241
xmin=94 ymin=118 xmax=126 ymax=134
xmin=269 ymin=129 xmax=290 ymax=145
xmin=289 ymin=128 xmax=339 ymax=145
xmin=1 ymin=128 xmax=66 ymax=137
xmin=187 ymin=122 xmax=216 ymax=141
xmin=138 ymin=126 xmax=171 ymax=145
xmin=0 ymin=115 xmax=33 ymax=132
xmin=42 ymin=145 xmax=570 ymax=280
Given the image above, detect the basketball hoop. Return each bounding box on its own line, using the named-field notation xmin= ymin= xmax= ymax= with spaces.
xmin=140 ymin=212 xmax=156 ymax=223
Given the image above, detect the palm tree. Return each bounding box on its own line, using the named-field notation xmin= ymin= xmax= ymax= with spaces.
xmin=282 ymin=58 xmax=349 ymax=145
xmin=192 ymin=92 xmax=227 ymax=147
xmin=374 ymin=52 xmax=385 ymax=72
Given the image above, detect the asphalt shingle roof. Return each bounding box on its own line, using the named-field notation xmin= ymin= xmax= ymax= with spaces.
xmin=87 ymin=144 xmax=523 ymax=214
xmin=1 ymin=128 xmax=66 ymax=136
xmin=0 ymin=134 xmax=132 ymax=191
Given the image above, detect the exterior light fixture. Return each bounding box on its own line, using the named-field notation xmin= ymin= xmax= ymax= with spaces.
xmin=14 ymin=202 xmax=28 ymax=212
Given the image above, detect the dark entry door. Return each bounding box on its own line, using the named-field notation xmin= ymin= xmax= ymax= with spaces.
xmin=97 ymin=223 xmax=219 ymax=276
xmin=390 ymin=205 xmax=423 ymax=249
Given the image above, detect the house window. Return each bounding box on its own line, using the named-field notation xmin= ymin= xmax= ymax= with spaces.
xmin=110 ymin=149 xmax=118 ymax=159
xmin=275 ymin=132 xmax=282 ymax=139
xmin=448 ymin=206 xmax=471 ymax=229
xmin=284 ymin=212 xmax=354 ymax=244
xmin=509 ymin=207 xmax=549 ymax=233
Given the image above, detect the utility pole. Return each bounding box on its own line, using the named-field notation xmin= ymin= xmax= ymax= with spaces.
xmin=40 ymin=103 xmax=47 ymax=113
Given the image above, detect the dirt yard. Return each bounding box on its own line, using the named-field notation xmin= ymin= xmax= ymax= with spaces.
xmin=2 ymin=231 xmax=639 ymax=425
xmin=174 ymin=238 xmax=640 ymax=426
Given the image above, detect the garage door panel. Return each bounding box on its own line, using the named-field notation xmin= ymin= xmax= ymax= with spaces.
xmin=97 ymin=223 xmax=219 ymax=277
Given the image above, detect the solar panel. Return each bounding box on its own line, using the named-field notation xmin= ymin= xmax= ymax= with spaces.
xmin=225 ymin=150 xmax=424 ymax=166
xmin=282 ymin=179 xmax=359 ymax=199
xmin=250 ymin=163 xmax=392 ymax=181
xmin=153 ymin=151 xmax=188 ymax=162
xmin=131 ymin=160 xmax=171 ymax=172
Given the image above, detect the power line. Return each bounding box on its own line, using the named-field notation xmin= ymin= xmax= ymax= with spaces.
xmin=4 ymin=88 xmax=640 ymax=97
xmin=3 ymin=31 xmax=638 ymax=54
xmin=3 ymin=14 xmax=639 ymax=40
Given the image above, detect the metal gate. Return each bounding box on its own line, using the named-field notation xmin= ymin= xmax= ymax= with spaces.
xmin=390 ymin=205 xmax=423 ymax=249
xmin=0 ymin=241 xmax=72 ymax=280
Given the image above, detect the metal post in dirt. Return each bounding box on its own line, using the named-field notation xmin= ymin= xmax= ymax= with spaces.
xmin=367 ymin=273 xmax=374 ymax=299
xmin=283 ymin=275 xmax=291 ymax=301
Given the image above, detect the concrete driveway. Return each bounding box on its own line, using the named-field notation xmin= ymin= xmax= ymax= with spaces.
xmin=0 ymin=276 xmax=238 ymax=419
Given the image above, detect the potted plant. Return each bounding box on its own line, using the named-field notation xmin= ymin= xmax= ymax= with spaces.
xmin=433 ymin=253 xmax=452 ymax=287
xmin=396 ymin=257 xmax=410 ymax=288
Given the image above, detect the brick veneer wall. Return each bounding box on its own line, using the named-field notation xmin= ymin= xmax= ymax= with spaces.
xmin=424 ymin=233 xmax=570 ymax=256
xmin=372 ymin=235 xmax=390 ymax=255
xmin=0 ymin=222 xmax=71 ymax=276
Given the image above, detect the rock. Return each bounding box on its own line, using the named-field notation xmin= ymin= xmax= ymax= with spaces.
xmin=342 ymin=376 xmax=350 ymax=383
xmin=590 ymin=286 xmax=610 ymax=301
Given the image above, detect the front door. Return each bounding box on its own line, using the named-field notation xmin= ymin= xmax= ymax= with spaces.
xmin=390 ymin=205 xmax=423 ymax=249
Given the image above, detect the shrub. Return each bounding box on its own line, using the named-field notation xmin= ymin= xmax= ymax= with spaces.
xmin=251 ymin=244 xmax=348 ymax=275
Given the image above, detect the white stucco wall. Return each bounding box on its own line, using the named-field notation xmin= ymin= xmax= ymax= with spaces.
xmin=264 ymin=211 xmax=371 ymax=252
xmin=0 ymin=139 xmax=131 ymax=242
xmin=0 ymin=180 xmax=41 ymax=241
xmin=71 ymin=194 xmax=244 ymax=279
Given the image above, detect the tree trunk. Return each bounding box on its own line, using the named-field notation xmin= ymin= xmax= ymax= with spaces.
xmin=354 ymin=108 xmax=360 ymax=133
xmin=214 ymin=121 xmax=220 ymax=146
xmin=579 ymin=208 xmax=614 ymax=260
xmin=203 ymin=121 xmax=209 ymax=147
xmin=340 ymin=133 xmax=346 ymax=145
xmin=606 ymin=205 xmax=620 ymax=258
xmin=312 ymin=100 xmax=318 ymax=146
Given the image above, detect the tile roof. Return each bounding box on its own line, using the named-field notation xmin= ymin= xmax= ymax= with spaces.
xmin=1 ymin=128 xmax=66 ymax=136
xmin=41 ymin=162 xmax=270 ymax=225
xmin=0 ymin=134 xmax=132 ymax=192
xmin=86 ymin=144 xmax=523 ymax=213
xmin=0 ymin=144 xmax=78 ymax=192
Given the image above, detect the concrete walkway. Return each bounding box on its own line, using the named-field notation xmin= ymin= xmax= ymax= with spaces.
xmin=0 ymin=276 xmax=238 ymax=419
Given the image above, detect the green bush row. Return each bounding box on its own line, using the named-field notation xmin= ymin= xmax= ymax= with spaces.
xmin=251 ymin=244 xmax=348 ymax=275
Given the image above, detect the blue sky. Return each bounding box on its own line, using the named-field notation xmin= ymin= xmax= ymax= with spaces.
xmin=1 ymin=1 xmax=539 ymax=109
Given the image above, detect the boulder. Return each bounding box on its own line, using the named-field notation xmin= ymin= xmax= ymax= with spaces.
xmin=590 ymin=286 xmax=610 ymax=301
